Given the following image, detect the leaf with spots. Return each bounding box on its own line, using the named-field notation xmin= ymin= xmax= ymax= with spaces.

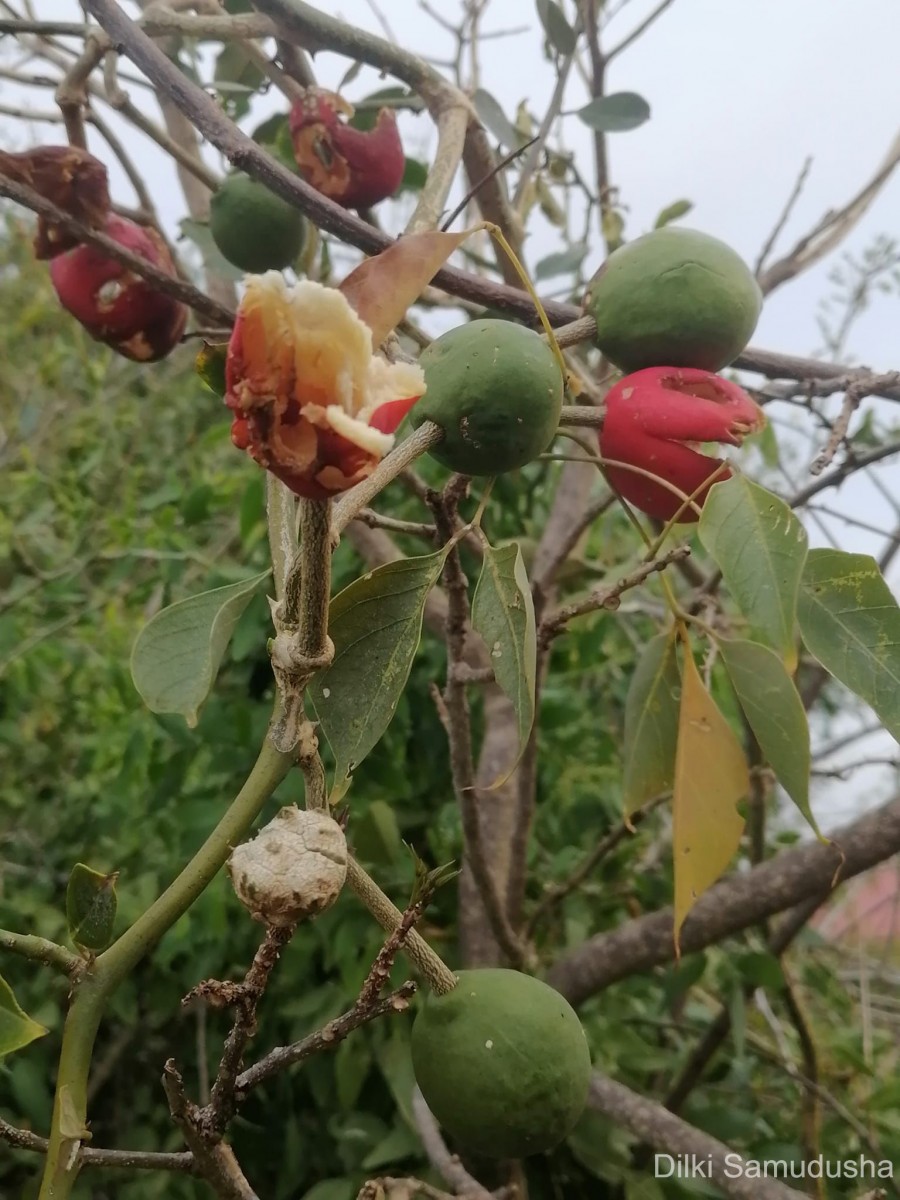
xmin=309 ymin=551 xmax=449 ymax=792
xmin=66 ymin=862 xmax=119 ymax=951
xmin=673 ymin=640 xmax=748 ymax=947
xmin=471 ymin=542 xmax=537 ymax=785
xmin=622 ymin=631 xmax=680 ymax=816
xmin=797 ymin=549 xmax=900 ymax=743
xmin=699 ymin=476 xmax=808 ymax=671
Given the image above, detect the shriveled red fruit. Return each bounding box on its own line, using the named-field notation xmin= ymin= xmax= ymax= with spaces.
xmin=49 ymin=215 xmax=187 ymax=362
xmin=289 ymin=88 xmax=405 ymax=209
xmin=599 ymin=366 xmax=765 ymax=522
xmin=0 ymin=145 xmax=110 ymax=258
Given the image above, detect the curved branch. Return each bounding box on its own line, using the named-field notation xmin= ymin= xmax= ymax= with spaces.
xmin=548 ymin=795 xmax=900 ymax=1006
xmin=589 ymin=1074 xmax=806 ymax=1200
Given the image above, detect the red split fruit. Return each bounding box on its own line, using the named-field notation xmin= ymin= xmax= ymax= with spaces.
xmin=49 ymin=215 xmax=188 ymax=362
xmin=599 ymin=366 xmax=766 ymax=522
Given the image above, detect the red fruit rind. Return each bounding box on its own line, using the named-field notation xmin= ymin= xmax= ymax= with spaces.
xmin=225 ymin=272 xmax=424 ymax=499
xmin=49 ymin=214 xmax=187 ymax=362
xmin=0 ymin=145 xmax=111 ymax=259
xmin=289 ymin=88 xmax=405 ymax=210
xmin=599 ymin=366 xmax=765 ymax=522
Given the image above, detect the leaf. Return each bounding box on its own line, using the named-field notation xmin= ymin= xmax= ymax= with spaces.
xmin=352 ymin=799 xmax=403 ymax=866
xmin=577 ymin=92 xmax=651 ymax=133
xmin=699 ymin=476 xmax=808 ymax=672
xmin=0 ymin=975 xmax=47 ymax=1060
xmin=654 ymin=199 xmax=693 ymax=228
xmin=179 ymin=217 xmax=245 ymax=282
xmin=213 ymin=43 xmax=264 ymax=119
xmin=536 ymin=0 xmax=577 ymax=55
xmin=131 ymin=571 xmax=270 ymax=726
xmin=339 ymin=229 xmax=470 ymax=347
xmin=309 ymin=551 xmax=448 ymax=788
xmin=622 ymin=631 xmax=680 ymax=815
xmin=400 ymin=156 xmax=428 ymax=193
xmin=472 ymin=88 xmax=527 ymax=149
xmin=534 ymin=242 xmax=589 ymax=281
xmin=797 ymin=549 xmax=900 ymax=743
xmin=195 ymin=341 xmax=228 ymax=398
xmin=66 ymin=863 xmax=118 ymax=951
xmin=471 ymin=543 xmax=537 ymax=783
xmin=673 ymin=644 xmax=748 ymax=945
xmin=718 ymin=637 xmax=818 ymax=836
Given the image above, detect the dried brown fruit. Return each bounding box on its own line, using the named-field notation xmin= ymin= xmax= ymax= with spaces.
xmin=0 ymin=145 xmax=111 ymax=258
xmin=49 ymin=214 xmax=187 ymax=362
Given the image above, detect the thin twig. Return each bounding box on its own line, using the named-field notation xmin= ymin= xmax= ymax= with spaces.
xmin=0 ymin=1116 xmax=197 ymax=1173
xmin=809 ymin=371 xmax=900 ymax=475
xmin=604 ymin=0 xmax=678 ymax=61
xmin=412 ymin=1087 xmax=493 ymax=1200
xmin=236 ymin=983 xmax=417 ymax=1093
xmin=0 ymin=172 xmax=233 ymax=326
xmin=332 ymin=423 xmax=444 ymax=539
xmin=754 ymin=156 xmax=813 ymax=277
xmin=539 ymin=546 xmax=691 ymax=647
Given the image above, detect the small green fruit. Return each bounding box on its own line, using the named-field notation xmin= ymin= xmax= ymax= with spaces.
xmin=209 ymin=172 xmax=306 ymax=273
xmin=411 ymin=968 xmax=591 ymax=1158
xmin=584 ymin=226 xmax=762 ymax=373
xmin=410 ymin=319 xmax=564 ymax=475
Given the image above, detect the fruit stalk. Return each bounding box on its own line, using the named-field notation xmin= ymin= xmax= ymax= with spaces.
xmin=346 ymin=858 xmax=457 ymax=995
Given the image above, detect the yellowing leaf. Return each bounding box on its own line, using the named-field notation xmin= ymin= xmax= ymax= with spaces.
xmin=340 ymin=229 xmax=471 ymax=347
xmin=673 ymin=646 xmax=748 ymax=948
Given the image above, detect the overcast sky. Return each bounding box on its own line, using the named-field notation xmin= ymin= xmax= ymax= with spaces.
xmin=6 ymin=0 xmax=900 ymax=818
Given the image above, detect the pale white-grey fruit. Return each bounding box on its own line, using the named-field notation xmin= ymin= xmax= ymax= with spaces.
xmin=228 ymin=806 xmax=347 ymax=926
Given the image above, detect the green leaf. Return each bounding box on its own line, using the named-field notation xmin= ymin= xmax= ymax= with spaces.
xmin=352 ymin=799 xmax=403 ymax=866
xmin=536 ymin=0 xmax=577 ymax=55
xmin=699 ymin=476 xmax=808 ymax=671
xmin=622 ymin=631 xmax=680 ymax=814
xmin=213 ymin=43 xmax=264 ymax=119
xmin=309 ymin=551 xmax=448 ymax=788
xmin=718 ymin=637 xmax=817 ymax=835
xmin=131 ymin=571 xmax=271 ymax=726
xmin=0 ymin=975 xmax=47 ymax=1060
xmin=534 ymin=242 xmax=589 ymax=281
xmin=654 ymin=198 xmax=693 ymax=228
xmin=66 ymin=863 xmax=118 ymax=951
xmin=471 ymin=542 xmax=537 ymax=778
xmin=400 ymin=156 xmax=428 ymax=193
xmin=300 ymin=1181 xmax=355 ymax=1200
xmin=577 ymin=92 xmax=651 ymax=133
xmin=798 ymin=549 xmax=900 ymax=743
xmin=473 ymin=88 xmax=527 ymax=148
xmin=195 ymin=341 xmax=228 ymax=398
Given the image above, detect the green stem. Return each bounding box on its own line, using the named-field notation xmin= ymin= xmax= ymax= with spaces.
xmin=0 ymin=929 xmax=79 ymax=975
xmin=38 ymin=732 xmax=293 ymax=1199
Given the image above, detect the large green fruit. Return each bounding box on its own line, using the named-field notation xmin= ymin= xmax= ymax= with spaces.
xmin=584 ymin=227 xmax=762 ymax=372
xmin=411 ymin=969 xmax=591 ymax=1158
xmin=409 ymin=319 xmax=563 ymax=475
xmin=209 ymin=172 xmax=306 ymax=273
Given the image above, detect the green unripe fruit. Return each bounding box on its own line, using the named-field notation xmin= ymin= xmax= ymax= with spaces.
xmin=584 ymin=226 xmax=762 ymax=373
xmin=410 ymin=319 xmax=564 ymax=475
xmin=209 ymin=173 xmax=306 ymax=273
xmin=411 ymin=969 xmax=591 ymax=1158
